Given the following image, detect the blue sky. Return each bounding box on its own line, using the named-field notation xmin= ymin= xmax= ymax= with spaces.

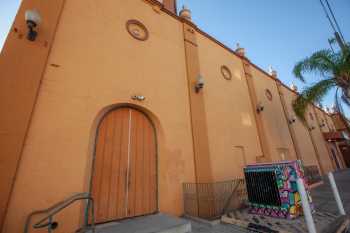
xmin=0 ymin=1 xmax=21 ymax=50
xmin=1 ymin=0 xmax=349 ymax=114
xmin=176 ymin=0 xmax=350 ymax=114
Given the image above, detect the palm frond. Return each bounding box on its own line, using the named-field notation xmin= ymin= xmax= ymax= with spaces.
xmin=341 ymin=91 xmax=350 ymax=107
xmin=328 ymin=38 xmax=336 ymax=45
xmin=293 ymin=49 xmax=337 ymax=82
xmin=293 ymin=78 xmax=336 ymax=120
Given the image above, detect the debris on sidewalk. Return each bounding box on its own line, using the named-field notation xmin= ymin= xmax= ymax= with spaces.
xmin=221 ymin=209 xmax=349 ymax=233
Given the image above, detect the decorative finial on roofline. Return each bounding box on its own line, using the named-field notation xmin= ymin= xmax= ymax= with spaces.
xmin=179 ymin=5 xmax=192 ymax=21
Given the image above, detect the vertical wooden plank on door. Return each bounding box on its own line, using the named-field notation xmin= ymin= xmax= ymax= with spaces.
xmin=126 ymin=109 xmax=134 ymax=217
xmin=143 ymin=117 xmax=151 ymax=214
xmin=148 ymin=117 xmax=157 ymax=213
xmin=107 ymin=110 xmax=121 ymax=219
xmin=128 ymin=109 xmax=143 ymax=217
xmin=108 ymin=109 xmax=126 ymax=219
xmin=136 ymin=110 xmax=146 ymax=216
xmin=92 ymin=108 xmax=130 ymax=223
xmin=107 ymin=113 xmax=117 ymax=221
xmin=91 ymin=116 xmax=108 ymax=222
xmin=115 ymin=109 xmax=130 ymax=219
xmin=127 ymin=109 xmax=157 ymax=217
xmin=99 ymin=112 xmax=116 ymax=222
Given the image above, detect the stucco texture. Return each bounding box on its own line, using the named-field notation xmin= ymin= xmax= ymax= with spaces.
xmin=1 ymin=0 xmax=339 ymax=232
xmin=279 ymin=86 xmax=321 ymax=168
xmin=250 ymin=68 xmax=297 ymax=162
xmin=197 ymin=35 xmax=262 ymax=180
xmin=305 ymin=107 xmax=334 ymax=174
xmin=3 ymin=1 xmax=196 ymax=232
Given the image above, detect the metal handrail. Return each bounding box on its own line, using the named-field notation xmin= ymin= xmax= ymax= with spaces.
xmin=24 ymin=192 xmax=95 ymax=233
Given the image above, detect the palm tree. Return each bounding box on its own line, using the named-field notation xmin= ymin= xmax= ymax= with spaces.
xmin=292 ymin=44 xmax=350 ymax=121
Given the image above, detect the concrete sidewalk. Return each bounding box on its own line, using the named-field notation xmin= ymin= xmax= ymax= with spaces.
xmin=311 ymin=169 xmax=350 ymax=216
xmin=188 ymin=168 xmax=350 ymax=233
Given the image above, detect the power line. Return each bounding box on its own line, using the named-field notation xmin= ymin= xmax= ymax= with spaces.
xmin=319 ymin=0 xmax=337 ymax=34
xmin=319 ymin=0 xmax=347 ymax=52
xmin=324 ymin=0 xmax=346 ymax=43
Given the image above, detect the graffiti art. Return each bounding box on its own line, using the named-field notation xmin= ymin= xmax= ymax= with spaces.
xmin=244 ymin=160 xmax=313 ymax=219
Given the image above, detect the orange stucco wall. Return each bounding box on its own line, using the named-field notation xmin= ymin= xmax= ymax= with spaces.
xmin=279 ymin=86 xmax=321 ymax=168
xmin=325 ymin=114 xmax=336 ymax=132
xmin=3 ymin=1 xmax=196 ymax=232
xmin=313 ymin=108 xmax=345 ymax=170
xmin=314 ymin=107 xmax=331 ymax=133
xmin=196 ymin=34 xmax=262 ymax=180
xmin=305 ymin=107 xmax=334 ymax=173
xmin=0 ymin=0 xmax=65 ymax=230
xmin=250 ymin=68 xmax=297 ymax=162
xmin=1 ymin=0 xmax=339 ymax=232
xmin=182 ymin=21 xmax=213 ymax=183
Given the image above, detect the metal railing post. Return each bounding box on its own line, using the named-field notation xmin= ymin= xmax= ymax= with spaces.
xmin=24 ymin=193 xmax=95 ymax=233
xmin=297 ymin=178 xmax=317 ymax=233
xmin=48 ymin=216 xmax=52 ymax=233
xmin=328 ymin=172 xmax=346 ymax=215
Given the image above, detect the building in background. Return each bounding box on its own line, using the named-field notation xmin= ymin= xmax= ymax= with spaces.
xmin=329 ymin=113 xmax=350 ymax=168
xmin=0 ymin=0 xmax=347 ymax=232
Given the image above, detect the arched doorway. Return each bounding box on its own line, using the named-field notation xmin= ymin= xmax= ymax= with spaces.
xmin=91 ymin=107 xmax=157 ymax=223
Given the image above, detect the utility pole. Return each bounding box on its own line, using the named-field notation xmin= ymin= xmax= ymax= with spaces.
xmin=334 ymin=32 xmax=348 ymax=53
xmin=319 ymin=0 xmax=348 ymax=53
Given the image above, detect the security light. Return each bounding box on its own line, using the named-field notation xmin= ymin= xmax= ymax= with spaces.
xmin=131 ymin=95 xmax=146 ymax=101
xmin=25 ymin=9 xmax=41 ymax=41
xmin=288 ymin=117 xmax=296 ymax=124
xmin=256 ymin=102 xmax=264 ymax=113
xmin=195 ymin=75 xmax=204 ymax=93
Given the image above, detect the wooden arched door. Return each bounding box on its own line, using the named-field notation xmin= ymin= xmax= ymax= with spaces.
xmin=91 ymin=107 xmax=157 ymax=223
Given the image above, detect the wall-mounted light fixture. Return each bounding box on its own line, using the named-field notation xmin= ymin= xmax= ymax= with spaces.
xmin=25 ymin=9 xmax=41 ymax=41
xmin=288 ymin=117 xmax=296 ymax=124
xmin=131 ymin=95 xmax=146 ymax=101
xmin=195 ymin=75 xmax=204 ymax=93
xmin=309 ymin=126 xmax=315 ymax=131
xmin=256 ymin=102 xmax=264 ymax=114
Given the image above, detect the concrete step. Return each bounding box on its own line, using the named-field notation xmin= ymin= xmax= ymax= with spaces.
xmin=83 ymin=213 xmax=191 ymax=233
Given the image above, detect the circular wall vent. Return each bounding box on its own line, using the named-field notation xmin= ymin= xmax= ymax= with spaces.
xmin=221 ymin=65 xmax=232 ymax=80
xmin=126 ymin=19 xmax=149 ymax=41
xmin=265 ymin=89 xmax=273 ymax=101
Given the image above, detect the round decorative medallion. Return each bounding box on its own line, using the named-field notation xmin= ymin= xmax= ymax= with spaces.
xmin=265 ymin=89 xmax=273 ymax=101
xmin=220 ymin=65 xmax=232 ymax=80
xmin=126 ymin=19 xmax=149 ymax=41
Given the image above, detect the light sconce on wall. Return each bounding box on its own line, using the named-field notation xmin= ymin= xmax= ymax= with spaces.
xmin=288 ymin=117 xmax=296 ymax=124
xmin=195 ymin=75 xmax=204 ymax=93
xmin=131 ymin=95 xmax=146 ymax=101
xmin=256 ymin=102 xmax=264 ymax=114
xmin=25 ymin=9 xmax=42 ymax=41
xmin=319 ymin=123 xmax=326 ymax=127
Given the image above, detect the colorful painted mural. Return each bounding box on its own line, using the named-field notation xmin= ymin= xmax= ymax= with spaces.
xmin=244 ymin=160 xmax=313 ymax=219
